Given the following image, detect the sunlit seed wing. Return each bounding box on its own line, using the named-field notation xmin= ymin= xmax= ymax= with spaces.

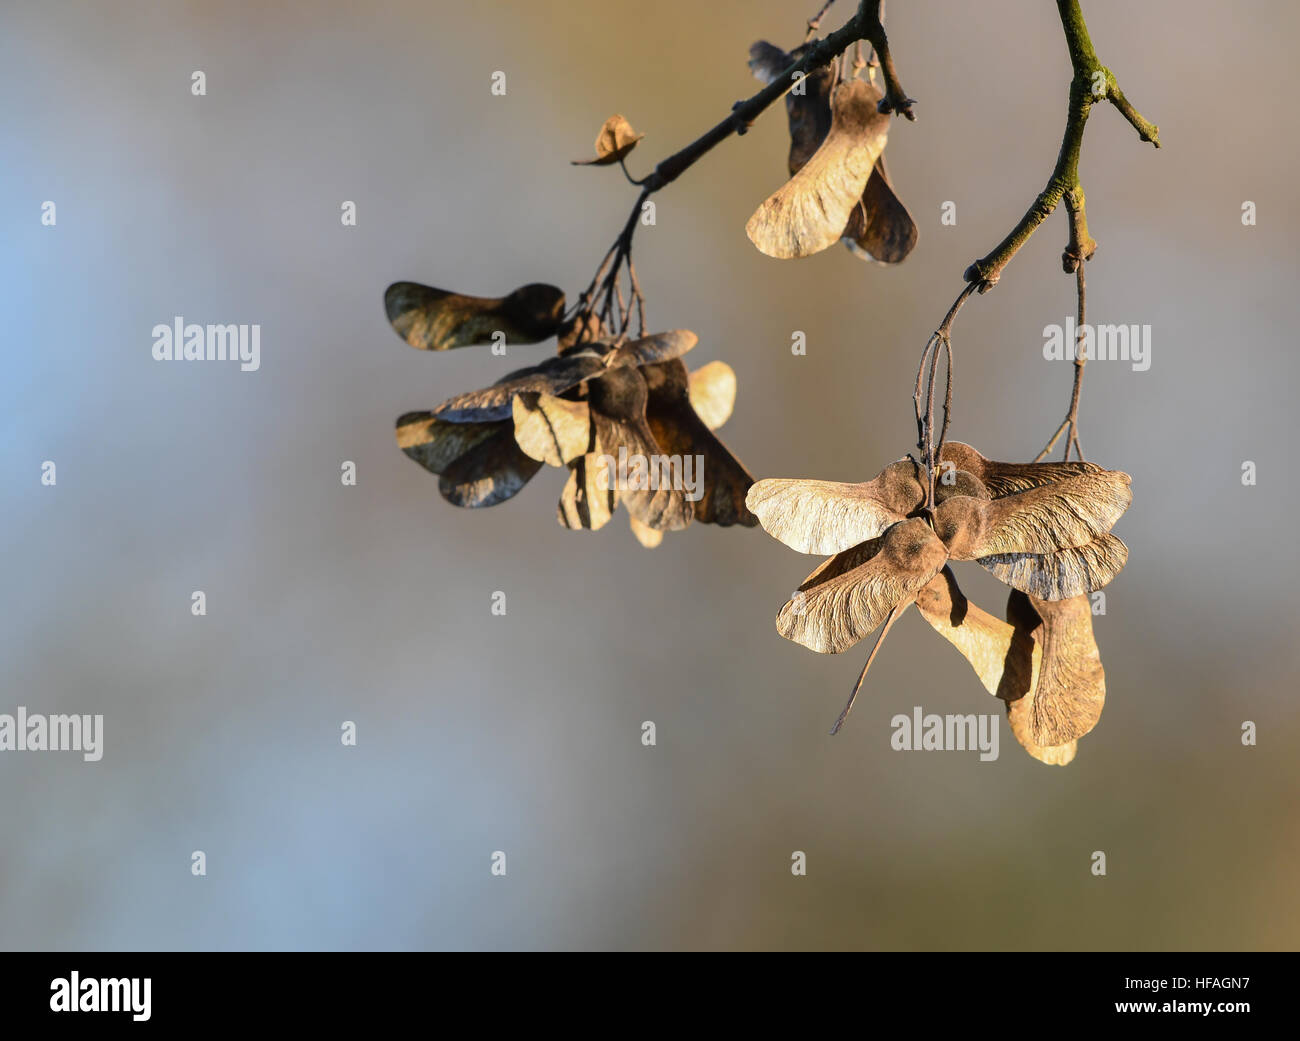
xmin=746 ymin=78 xmax=890 ymax=259
xmin=384 ymin=282 xmax=565 ymax=351
xmin=558 ymin=454 xmax=619 ymax=531
xmin=395 ymin=412 xmax=502 ymax=476
xmin=686 ymin=361 xmax=737 ymax=431
xmin=1007 ymin=704 xmax=1078 ymax=765
xmin=776 ymin=518 xmax=947 ymax=654
xmin=628 ymin=515 xmax=664 ymax=548
xmin=913 ymin=567 xmax=1038 ymax=701
xmin=978 ymin=533 xmax=1129 ymax=600
xmin=512 ymin=392 xmax=592 ymax=467
xmin=746 ymin=458 xmax=923 ymax=554
xmin=437 ymin=426 xmax=543 ymax=508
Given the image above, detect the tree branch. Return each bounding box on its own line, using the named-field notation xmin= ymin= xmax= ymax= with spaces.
xmin=641 ymin=0 xmax=909 ymax=193
xmin=576 ymin=0 xmax=913 ymax=333
xmin=962 ymin=0 xmax=1159 ymax=290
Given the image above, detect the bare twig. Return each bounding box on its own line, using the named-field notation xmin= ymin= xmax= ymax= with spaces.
xmin=805 ymin=0 xmax=839 ymax=42
xmin=1034 ymin=263 xmax=1089 ymax=461
xmin=963 ymin=0 xmax=1159 ymax=291
xmin=913 ymin=283 xmax=978 ymax=507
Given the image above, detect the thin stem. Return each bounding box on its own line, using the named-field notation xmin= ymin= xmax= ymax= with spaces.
xmin=831 ymin=601 xmax=905 ymax=735
xmin=1034 ymin=263 xmax=1088 ymax=461
xmin=913 ymin=282 xmax=977 ymax=506
xmin=805 ymin=0 xmax=838 ymax=41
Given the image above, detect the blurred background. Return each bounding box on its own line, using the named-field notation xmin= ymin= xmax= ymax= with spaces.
xmin=1 ymin=0 xmax=1296 ymax=950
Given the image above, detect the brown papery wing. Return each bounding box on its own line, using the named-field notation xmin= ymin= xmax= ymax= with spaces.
xmin=979 ymin=533 xmax=1129 ymax=600
xmin=643 ymin=359 xmax=756 ymax=527
xmin=746 ymin=78 xmax=890 ymax=259
xmin=1010 ymin=591 xmax=1107 ymax=747
xmin=913 ymin=567 xmax=1038 ymax=703
xmin=776 ymin=518 xmax=947 ymax=654
xmin=384 ymin=282 xmax=565 ymax=352
xmin=747 ymin=458 xmax=924 ymax=554
xmin=438 ymin=425 xmax=543 ymax=508
xmin=512 ymin=393 xmax=592 ymax=467
xmin=843 ymin=147 xmax=918 ymax=264
xmin=939 ymin=442 xmax=1103 ymax=497
xmin=557 ymin=453 xmax=619 ymax=531
xmin=587 ymin=368 xmax=693 ymax=532
xmin=395 ymin=412 xmax=501 ymax=476
xmin=935 ymin=470 xmax=1132 ymax=558
xmin=433 ymin=352 xmax=607 ymax=423
xmin=606 ymin=330 xmax=698 ymax=369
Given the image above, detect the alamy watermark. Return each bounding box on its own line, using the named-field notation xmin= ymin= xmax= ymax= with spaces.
xmin=891 ymin=706 xmax=999 ymax=761
xmin=1043 ymin=316 xmax=1151 ymax=372
xmin=50 ymin=972 xmax=150 ymax=1021
xmin=594 ymin=447 xmax=705 ymax=502
xmin=151 ymin=316 xmax=260 ymax=371
xmin=0 ymin=706 xmax=103 ymax=761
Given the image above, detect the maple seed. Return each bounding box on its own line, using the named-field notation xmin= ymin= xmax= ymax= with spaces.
xmin=747 ymin=42 xmax=917 ymax=264
xmin=384 ymin=282 xmax=565 ymax=351
xmin=749 ymin=441 xmax=1131 ymax=755
xmin=395 ymin=413 xmax=541 ymax=509
xmin=746 ymin=78 xmax=889 ymax=259
xmin=572 ymin=114 xmax=645 ymax=166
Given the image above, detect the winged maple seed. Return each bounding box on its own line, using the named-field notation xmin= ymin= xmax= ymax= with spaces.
xmin=745 ymin=442 xmax=1130 ymax=759
xmin=747 ymin=41 xmax=917 ymax=263
xmin=384 ymin=281 xmax=566 ymax=352
xmin=389 ymin=290 xmax=757 ymax=544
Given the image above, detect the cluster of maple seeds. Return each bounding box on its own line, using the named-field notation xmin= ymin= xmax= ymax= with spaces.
xmin=747 ymin=444 xmax=1131 ymax=763
xmin=385 ymin=283 xmax=757 ymax=547
xmin=381 ymin=32 xmax=1134 ymax=765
